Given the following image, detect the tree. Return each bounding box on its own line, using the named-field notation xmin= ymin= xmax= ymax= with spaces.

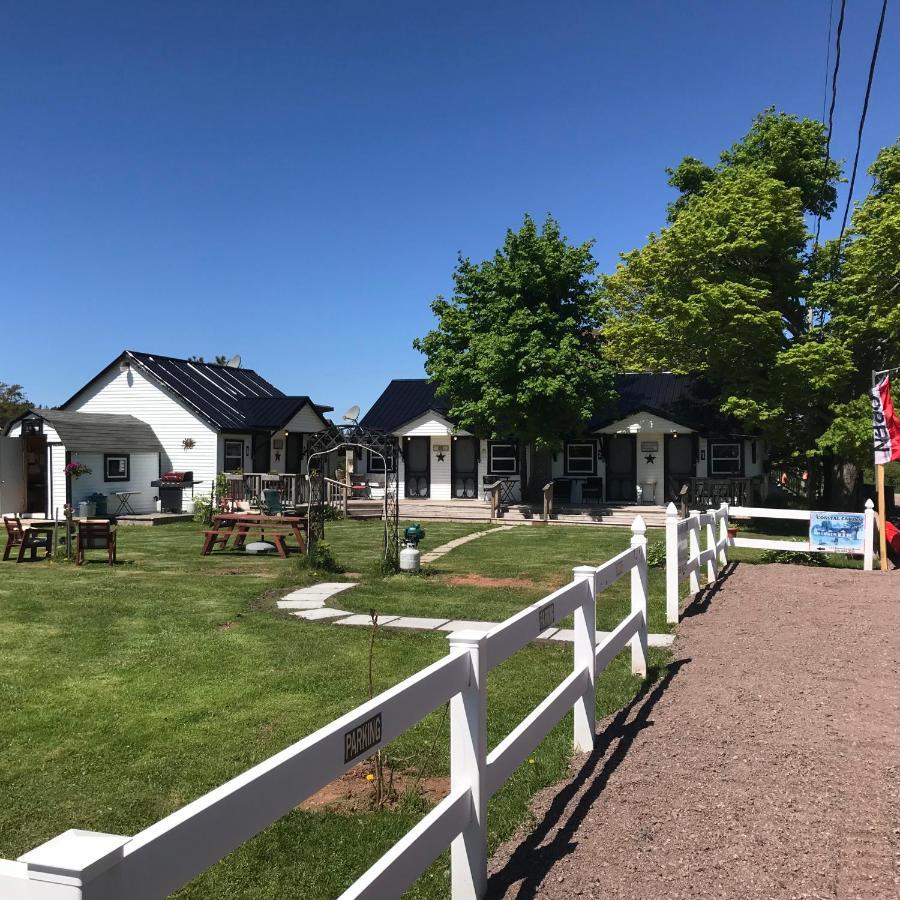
xmin=0 ymin=383 xmax=31 ymax=429
xmin=414 ymin=214 xmax=616 ymax=497
xmin=599 ymin=110 xmax=867 ymax=503
xmin=189 ymin=355 xmax=229 ymax=365
xmin=812 ymin=141 xmax=900 ymax=475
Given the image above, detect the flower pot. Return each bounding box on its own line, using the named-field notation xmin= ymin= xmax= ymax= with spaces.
xmin=727 ymin=527 xmax=738 ymax=539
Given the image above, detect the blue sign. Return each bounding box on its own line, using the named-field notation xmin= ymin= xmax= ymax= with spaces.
xmin=809 ymin=511 xmax=866 ymax=554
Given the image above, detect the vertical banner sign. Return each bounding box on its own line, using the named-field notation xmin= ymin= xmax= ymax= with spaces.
xmin=871 ymin=376 xmax=900 ymax=465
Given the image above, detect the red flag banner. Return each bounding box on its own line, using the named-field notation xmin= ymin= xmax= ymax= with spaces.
xmin=871 ymin=376 xmax=900 ymax=465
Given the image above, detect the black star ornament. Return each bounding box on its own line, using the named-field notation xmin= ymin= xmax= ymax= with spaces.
xmin=436 ymin=452 xmax=446 ymax=461
xmin=644 ymin=454 xmax=656 ymax=465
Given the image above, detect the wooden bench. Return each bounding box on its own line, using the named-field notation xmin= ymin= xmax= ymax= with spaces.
xmin=201 ymin=515 xmax=307 ymax=558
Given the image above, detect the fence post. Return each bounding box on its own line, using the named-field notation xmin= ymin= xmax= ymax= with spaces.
xmin=719 ymin=502 xmax=729 ymax=565
xmin=665 ymin=502 xmax=679 ymax=624
xmin=572 ymin=566 xmax=597 ymax=752
xmin=705 ymin=507 xmax=718 ymax=584
xmin=864 ymin=498 xmax=875 ymax=571
xmin=687 ymin=509 xmax=701 ymax=596
xmin=16 ymin=828 xmax=130 ymax=898
xmin=447 ymin=631 xmax=488 ymax=900
xmin=630 ymin=516 xmax=648 ymax=677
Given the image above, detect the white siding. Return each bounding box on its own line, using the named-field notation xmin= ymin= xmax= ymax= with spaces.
xmin=597 ymin=412 xmax=694 ymax=435
xmin=431 ymin=437 xmax=451 ymax=500
xmin=7 ymin=423 xmax=21 ymax=437
xmin=6 ymin=422 xmax=61 ymax=442
xmin=397 ymin=412 xmax=460 ymax=437
xmin=67 ymin=451 xmax=160 ymax=514
xmin=635 ymin=436 xmax=664 ymax=504
xmin=696 ymin=437 xmax=708 ymax=478
xmin=68 ymin=365 xmax=218 ymax=490
xmin=282 ymin=405 xmax=327 ymax=433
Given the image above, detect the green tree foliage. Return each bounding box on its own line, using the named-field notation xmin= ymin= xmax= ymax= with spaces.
xmin=812 ymin=140 xmax=900 ymax=463
xmin=414 ymin=215 xmax=615 ymax=452
xmin=0 ymin=383 xmax=31 ymax=429
xmin=599 ymin=111 xmax=849 ymax=475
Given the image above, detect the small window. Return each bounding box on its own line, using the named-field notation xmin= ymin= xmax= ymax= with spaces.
xmin=488 ymin=442 xmax=518 ymax=475
xmin=223 ymin=440 xmax=244 ymax=473
xmin=709 ymin=442 xmax=741 ymax=476
xmin=104 ymin=454 xmax=130 ymax=482
xmin=565 ymin=441 xmax=596 ymax=475
xmin=367 ymin=449 xmax=394 ymax=473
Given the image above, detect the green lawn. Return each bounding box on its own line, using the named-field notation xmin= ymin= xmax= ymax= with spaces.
xmin=0 ymin=519 xmax=666 ymax=899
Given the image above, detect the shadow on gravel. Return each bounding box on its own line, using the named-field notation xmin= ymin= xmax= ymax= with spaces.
xmin=680 ymin=560 xmax=740 ymax=620
xmin=487 ymin=657 xmax=688 ymax=899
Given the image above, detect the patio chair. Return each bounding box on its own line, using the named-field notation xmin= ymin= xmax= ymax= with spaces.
xmin=350 ymin=474 xmax=370 ymax=500
xmin=4 ymin=515 xmax=52 ymax=562
xmin=75 ymin=521 xmax=117 ymax=566
xmin=261 ymin=489 xmax=284 ymax=515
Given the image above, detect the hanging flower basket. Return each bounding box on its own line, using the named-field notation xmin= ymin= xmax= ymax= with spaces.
xmin=65 ymin=462 xmax=92 ymax=479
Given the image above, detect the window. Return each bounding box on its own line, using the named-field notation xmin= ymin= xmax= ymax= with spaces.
xmin=367 ymin=449 xmax=394 ymax=472
xmin=104 ymin=454 xmax=130 ymax=482
xmin=487 ymin=442 xmax=518 ymax=475
xmin=565 ymin=441 xmax=596 ymax=475
xmin=223 ymin=440 xmax=244 ymax=472
xmin=709 ymin=442 xmax=741 ymax=476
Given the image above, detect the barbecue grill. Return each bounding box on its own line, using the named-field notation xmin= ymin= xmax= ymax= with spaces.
xmin=150 ymin=471 xmax=203 ymax=513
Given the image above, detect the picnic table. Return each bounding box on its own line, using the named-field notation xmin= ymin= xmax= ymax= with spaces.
xmin=200 ymin=513 xmax=308 ymax=559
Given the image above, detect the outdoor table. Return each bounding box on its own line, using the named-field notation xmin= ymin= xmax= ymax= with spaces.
xmin=496 ymin=478 xmax=518 ymax=505
xmin=111 ymin=491 xmax=141 ymax=515
xmin=201 ymin=513 xmax=308 ymax=558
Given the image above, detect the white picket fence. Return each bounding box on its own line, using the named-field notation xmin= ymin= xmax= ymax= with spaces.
xmin=664 ymin=503 xmax=730 ymax=623
xmin=0 ymin=518 xmax=651 ymax=900
xmin=664 ymin=499 xmax=877 ymax=622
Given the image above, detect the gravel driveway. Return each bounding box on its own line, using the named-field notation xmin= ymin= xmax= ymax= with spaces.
xmin=488 ymin=562 xmax=900 ymax=899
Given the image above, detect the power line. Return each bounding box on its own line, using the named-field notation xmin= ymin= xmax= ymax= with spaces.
xmin=837 ymin=0 xmax=889 ymax=244
xmin=813 ymin=0 xmax=846 ymax=252
xmin=821 ymin=0 xmax=835 ymax=125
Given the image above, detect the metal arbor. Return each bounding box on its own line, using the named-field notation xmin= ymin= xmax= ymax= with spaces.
xmin=304 ymin=424 xmax=400 ymax=569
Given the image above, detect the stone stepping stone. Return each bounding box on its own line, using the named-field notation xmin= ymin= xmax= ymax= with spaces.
xmin=277 ymin=598 xmax=326 ymax=610
xmin=293 ymin=607 xmax=351 ymax=621
xmin=335 ymin=614 xmax=400 ymax=627
xmin=436 ymin=620 xmax=494 ymax=633
xmin=384 ymin=616 xmax=450 ymax=631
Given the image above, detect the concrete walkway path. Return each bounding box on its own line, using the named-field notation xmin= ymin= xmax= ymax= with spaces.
xmin=276 ymin=584 xmax=674 ymax=647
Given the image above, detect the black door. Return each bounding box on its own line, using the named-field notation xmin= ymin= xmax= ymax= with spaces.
xmin=606 ymin=435 xmax=637 ymax=501
xmin=286 ymin=433 xmax=303 ymax=473
xmin=451 ymin=437 xmax=478 ymax=499
xmin=404 ymin=437 xmax=430 ymax=498
xmin=664 ymin=434 xmax=695 ymax=501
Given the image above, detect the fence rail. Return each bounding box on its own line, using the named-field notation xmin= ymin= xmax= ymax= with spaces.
xmin=0 ymin=518 xmax=651 ymax=900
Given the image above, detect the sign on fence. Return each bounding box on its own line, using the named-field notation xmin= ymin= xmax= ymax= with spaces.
xmin=809 ymin=511 xmax=866 ymax=554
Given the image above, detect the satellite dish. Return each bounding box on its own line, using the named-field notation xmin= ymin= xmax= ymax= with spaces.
xmin=226 ymin=355 xmax=241 ymax=368
xmin=343 ymin=405 xmax=360 ymax=422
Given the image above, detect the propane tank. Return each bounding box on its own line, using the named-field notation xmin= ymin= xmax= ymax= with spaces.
xmin=399 ymin=544 xmax=421 ymax=572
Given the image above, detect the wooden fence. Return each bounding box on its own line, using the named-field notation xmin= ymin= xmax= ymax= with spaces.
xmin=0 ymin=518 xmax=651 ymax=900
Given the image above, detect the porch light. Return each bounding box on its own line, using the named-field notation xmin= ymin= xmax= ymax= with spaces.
xmin=119 ymin=358 xmax=131 ymax=373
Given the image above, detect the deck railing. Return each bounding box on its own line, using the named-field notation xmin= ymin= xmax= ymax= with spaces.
xmin=0 ymin=518 xmax=650 ymax=900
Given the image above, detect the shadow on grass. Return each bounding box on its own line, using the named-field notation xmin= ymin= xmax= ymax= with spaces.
xmin=680 ymin=560 xmax=740 ymax=620
xmin=487 ymin=657 xmax=688 ymax=898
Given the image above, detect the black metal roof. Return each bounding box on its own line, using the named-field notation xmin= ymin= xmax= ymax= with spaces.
xmin=62 ymin=351 xmax=332 ymax=432
xmin=360 ymin=380 xmax=450 ymax=431
xmin=10 ymin=409 xmax=163 ymax=452
xmin=361 ymin=375 xmax=739 ymax=434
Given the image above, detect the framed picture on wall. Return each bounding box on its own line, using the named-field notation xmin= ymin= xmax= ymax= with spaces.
xmin=640 ymin=441 xmax=659 ymax=452
xmin=272 ymin=438 xmax=284 ymax=450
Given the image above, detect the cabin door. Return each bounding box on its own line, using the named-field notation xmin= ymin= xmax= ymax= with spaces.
xmin=451 ymin=437 xmax=478 ymax=499
xmin=605 ymin=435 xmax=637 ymax=502
xmin=664 ymin=434 xmax=695 ymax=502
xmin=404 ymin=437 xmax=430 ymax=498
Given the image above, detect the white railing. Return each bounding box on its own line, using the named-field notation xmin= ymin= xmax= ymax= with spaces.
xmin=665 ymin=500 xmax=878 ymax=622
xmin=728 ymin=501 xmax=875 ymax=572
xmin=664 ymin=502 xmax=730 ymax=624
xmin=0 ymin=518 xmax=651 ymax=900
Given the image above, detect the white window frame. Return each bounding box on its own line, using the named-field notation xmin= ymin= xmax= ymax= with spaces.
xmin=223 ymin=440 xmax=244 ymax=473
xmin=367 ymin=449 xmax=394 ymax=473
xmin=487 ymin=442 xmax=518 ymax=475
xmin=709 ymin=441 xmax=741 ymax=476
xmin=565 ymin=441 xmax=596 ymax=475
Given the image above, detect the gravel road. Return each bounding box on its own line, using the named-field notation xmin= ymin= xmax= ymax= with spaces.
xmin=488 ymin=562 xmax=900 ymax=899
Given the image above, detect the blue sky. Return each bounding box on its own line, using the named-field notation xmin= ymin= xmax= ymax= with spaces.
xmin=2 ymin=1 xmax=897 ymax=417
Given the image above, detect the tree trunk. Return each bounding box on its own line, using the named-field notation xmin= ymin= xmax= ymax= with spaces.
xmin=823 ymin=455 xmax=861 ymax=511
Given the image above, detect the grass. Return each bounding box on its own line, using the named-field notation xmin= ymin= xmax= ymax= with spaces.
xmin=0 ymin=518 xmax=666 ymax=899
